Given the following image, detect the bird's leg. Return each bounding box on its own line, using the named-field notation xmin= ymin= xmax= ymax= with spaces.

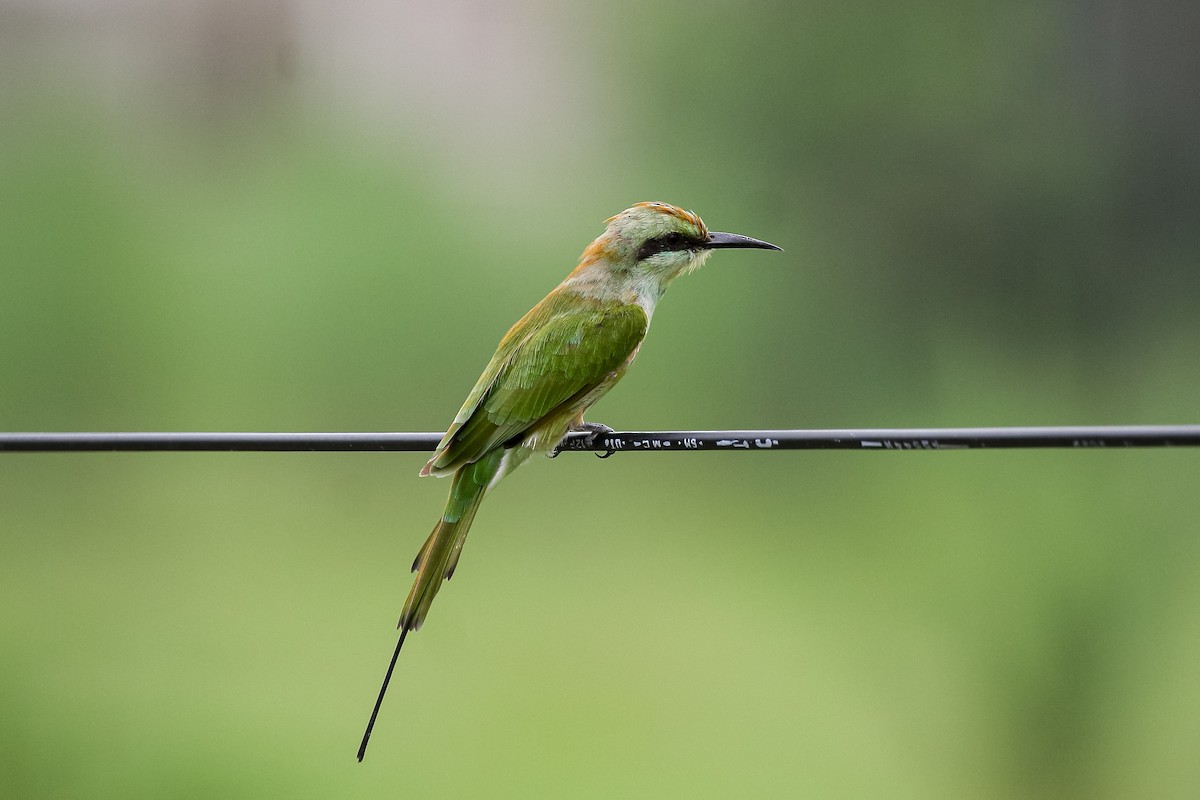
xmin=574 ymin=421 xmax=616 ymax=441
xmin=576 ymin=421 xmax=616 ymax=454
xmin=550 ymin=421 xmax=617 ymax=458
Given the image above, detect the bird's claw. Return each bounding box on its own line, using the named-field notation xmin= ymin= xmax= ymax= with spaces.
xmin=550 ymin=422 xmax=617 ymax=458
xmin=577 ymin=422 xmax=616 ymax=458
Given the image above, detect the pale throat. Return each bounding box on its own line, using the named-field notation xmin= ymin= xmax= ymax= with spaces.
xmin=563 ymin=250 xmax=712 ymax=321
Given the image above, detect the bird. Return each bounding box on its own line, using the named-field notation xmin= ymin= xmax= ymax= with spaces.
xmin=357 ymin=201 xmax=781 ymax=760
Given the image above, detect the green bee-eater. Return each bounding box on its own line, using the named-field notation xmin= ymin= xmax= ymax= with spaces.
xmin=357 ymin=201 xmax=780 ymax=759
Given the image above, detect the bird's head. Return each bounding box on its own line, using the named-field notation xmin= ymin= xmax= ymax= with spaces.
xmin=577 ymin=202 xmax=781 ymax=286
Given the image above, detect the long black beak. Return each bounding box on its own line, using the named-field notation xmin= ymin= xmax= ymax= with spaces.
xmin=704 ymin=231 xmax=783 ymax=251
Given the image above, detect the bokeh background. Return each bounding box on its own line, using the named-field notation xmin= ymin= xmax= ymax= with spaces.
xmin=2 ymin=1 xmax=1199 ymax=796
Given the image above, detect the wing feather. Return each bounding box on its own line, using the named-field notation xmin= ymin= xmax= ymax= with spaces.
xmin=423 ymin=294 xmax=647 ymax=475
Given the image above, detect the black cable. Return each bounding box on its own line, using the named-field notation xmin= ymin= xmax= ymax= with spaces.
xmin=1 ymin=425 xmax=1198 ymax=452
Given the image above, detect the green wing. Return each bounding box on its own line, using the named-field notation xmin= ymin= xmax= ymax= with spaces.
xmin=424 ymin=296 xmax=648 ymax=475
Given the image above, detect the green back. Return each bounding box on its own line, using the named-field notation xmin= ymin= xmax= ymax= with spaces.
xmin=427 ymin=293 xmax=648 ymax=474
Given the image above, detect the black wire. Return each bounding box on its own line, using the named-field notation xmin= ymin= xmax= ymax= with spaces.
xmin=1 ymin=425 xmax=1199 ymax=452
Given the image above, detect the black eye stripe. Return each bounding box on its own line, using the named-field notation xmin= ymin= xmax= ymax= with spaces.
xmin=636 ymin=232 xmax=698 ymax=261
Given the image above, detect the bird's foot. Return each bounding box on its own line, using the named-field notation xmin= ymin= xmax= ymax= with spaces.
xmin=577 ymin=421 xmax=616 ymax=457
xmin=550 ymin=422 xmax=617 ymax=458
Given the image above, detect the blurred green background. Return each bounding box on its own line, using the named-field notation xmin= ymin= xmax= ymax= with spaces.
xmin=2 ymin=1 xmax=1199 ymax=797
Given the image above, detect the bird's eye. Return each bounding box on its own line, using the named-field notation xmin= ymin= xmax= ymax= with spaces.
xmin=636 ymin=232 xmax=691 ymax=261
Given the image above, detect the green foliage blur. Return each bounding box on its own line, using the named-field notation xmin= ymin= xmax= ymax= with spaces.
xmin=2 ymin=2 xmax=1199 ymax=797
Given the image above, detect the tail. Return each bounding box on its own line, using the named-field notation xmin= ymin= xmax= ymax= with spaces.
xmin=400 ymin=448 xmax=503 ymax=630
xmin=356 ymin=448 xmax=507 ymax=761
